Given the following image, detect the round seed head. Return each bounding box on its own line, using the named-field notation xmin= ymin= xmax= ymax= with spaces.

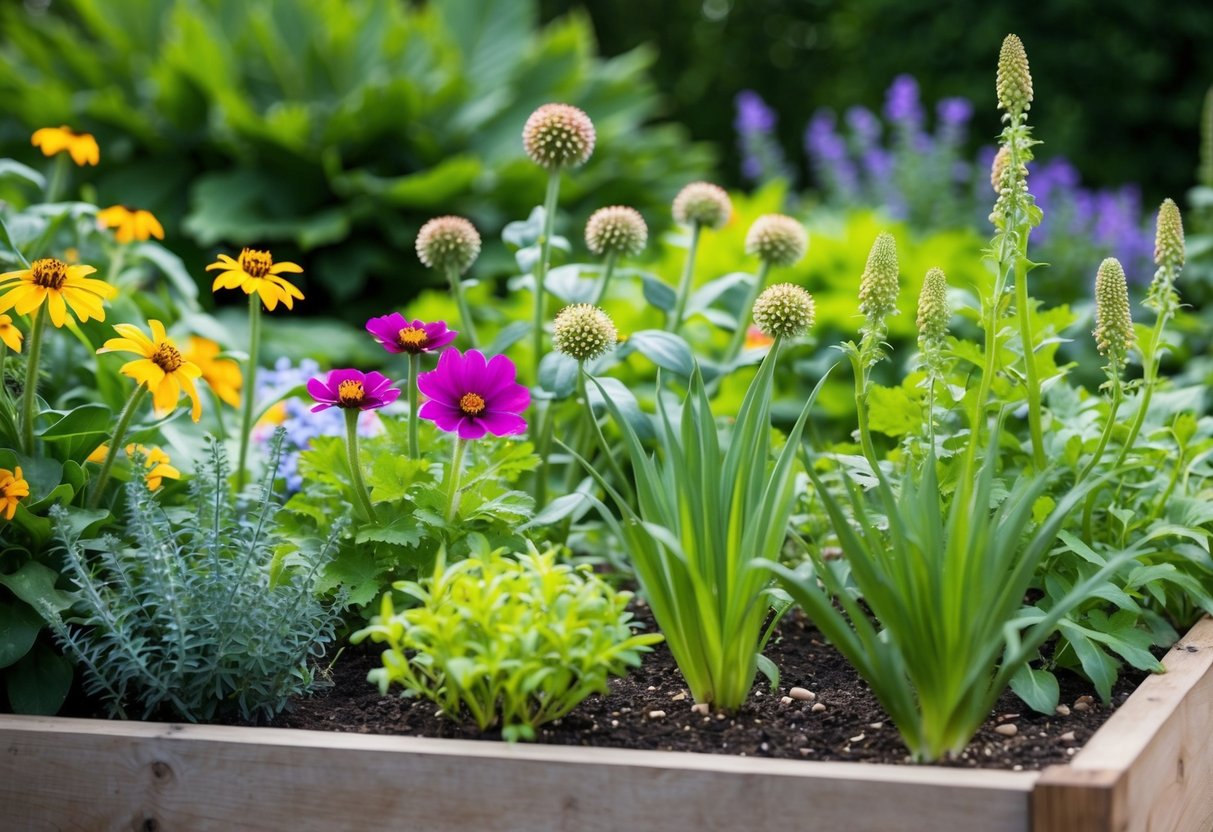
xmin=672 ymin=182 xmax=732 ymax=230
xmin=552 ymin=304 xmax=617 ymax=362
xmin=916 ymin=267 xmax=950 ymax=348
xmin=752 ymin=283 xmax=815 ymax=339
xmin=416 ymin=216 xmax=481 ymax=274
xmin=585 ymin=206 xmax=648 ymax=257
xmin=745 ymin=214 xmax=808 ymax=267
xmin=1093 ymin=258 xmax=1134 ymax=365
xmin=996 ymin=34 xmax=1034 ymax=118
xmin=522 ymin=103 xmax=596 ymax=169
xmin=1154 ymin=198 xmax=1185 ymax=269
xmin=858 ymin=232 xmax=900 ymax=324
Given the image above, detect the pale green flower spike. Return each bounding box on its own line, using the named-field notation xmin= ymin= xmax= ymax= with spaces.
xmin=553 ymin=303 xmax=617 ymax=362
xmin=916 ymin=267 xmax=950 ymax=352
xmin=752 ymin=283 xmax=815 ymax=339
xmin=996 ymin=34 xmax=1033 ymax=119
xmin=1094 ymin=258 xmax=1134 ymax=369
xmin=745 ymin=214 xmax=808 ymax=268
xmin=858 ymin=231 xmax=900 ymax=331
xmin=1154 ymin=198 xmax=1185 ymax=270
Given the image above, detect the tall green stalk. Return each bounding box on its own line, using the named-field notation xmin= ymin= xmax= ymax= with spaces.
xmin=20 ymin=305 xmax=47 ymax=455
xmin=1115 ymin=311 xmax=1168 ymax=467
xmin=531 ymin=170 xmax=562 ymax=380
xmin=445 ymin=438 xmax=469 ymax=522
xmin=236 ymin=295 xmax=261 ymax=491
xmin=87 ymin=383 xmax=148 ymax=508
xmin=344 ymin=409 xmax=376 ymax=523
xmin=407 ymin=353 xmax=420 ymax=460
xmin=722 ymin=261 xmax=772 ymax=365
xmin=666 ymin=222 xmax=702 ymax=333
xmin=590 ymin=251 xmax=618 ymax=306
xmin=446 ymin=265 xmax=479 ymax=349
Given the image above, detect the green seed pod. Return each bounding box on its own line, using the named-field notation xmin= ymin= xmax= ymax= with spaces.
xmin=752 ymin=283 xmax=816 ymax=339
xmin=552 ymin=303 xmax=617 ymax=362
xmin=996 ymin=34 xmax=1034 ymax=119
xmin=522 ymin=103 xmax=596 ymax=169
xmin=672 ymin=182 xmax=732 ymax=230
xmin=745 ymin=214 xmax=808 ymax=267
xmin=1093 ymin=258 xmax=1134 ymax=367
xmin=859 ymin=232 xmax=900 ymax=327
xmin=585 ymin=206 xmax=647 ymax=257
xmin=916 ymin=267 xmax=950 ymax=351
xmin=1154 ymin=198 xmax=1185 ymax=270
xmin=416 ymin=216 xmax=481 ymax=274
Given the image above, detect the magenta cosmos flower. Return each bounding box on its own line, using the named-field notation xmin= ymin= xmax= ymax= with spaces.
xmin=417 ymin=349 xmax=529 ymax=439
xmin=308 ymin=369 xmax=401 ymax=412
xmin=365 ymin=314 xmax=458 ymax=355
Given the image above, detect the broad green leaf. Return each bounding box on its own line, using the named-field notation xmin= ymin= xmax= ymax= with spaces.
xmin=0 ymin=602 xmax=43 ymax=668
xmin=627 ymin=329 xmax=694 ymax=376
xmin=1008 ymin=663 xmax=1059 ymax=714
xmin=0 ymin=561 xmax=75 ymax=617
xmin=5 ymin=644 xmax=72 ymax=715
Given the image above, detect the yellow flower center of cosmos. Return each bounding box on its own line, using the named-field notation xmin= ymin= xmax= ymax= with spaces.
xmin=30 ymin=258 xmax=69 ymax=290
xmin=151 ymin=343 xmax=184 ymax=373
xmin=338 ymin=379 xmax=365 ymax=406
xmin=239 ymin=247 xmax=273 ymax=279
xmin=459 ymin=392 xmax=486 ymax=416
xmin=397 ymin=327 xmax=428 ymax=350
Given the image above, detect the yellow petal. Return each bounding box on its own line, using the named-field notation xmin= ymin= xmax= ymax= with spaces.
xmin=120 ymin=359 xmax=165 ymax=388
xmin=148 ymin=319 xmax=167 ymax=344
xmin=152 ymin=374 xmax=181 ymax=416
xmin=178 ymin=373 xmax=203 ymax=422
xmin=61 ymin=287 xmax=106 ymax=324
xmin=13 ymin=286 xmax=48 ymax=317
xmin=269 ymin=261 xmax=303 ymax=274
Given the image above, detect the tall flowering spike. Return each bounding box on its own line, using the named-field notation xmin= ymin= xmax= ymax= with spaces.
xmin=990 ymin=146 xmax=1011 ymax=194
xmin=745 ymin=214 xmax=808 ymax=267
xmin=553 ymin=304 xmax=617 ymax=361
xmin=996 ymin=34 xmax=1033 ymax=119
xmin=1153 ymin=198 xmax=1185 ymax=270
xmin=672 ymin=182 xmax=732 ymax=229
xmin=752 ymin=283 xmax=815 ymax=339
xmin=858 ymin=232 xmax=900 ymax=326
xmin=1094 ymin=258 xmax=1134 ymax=368
xmin=523 ymin=103 xmax=596 ymax=169
xmin=585 ymin=206 xmax=647 ymax=257
xmin=916 ymin=267 xmax=950 ymax=351
xmin=416 ymin=216 xmax=482 ymax=275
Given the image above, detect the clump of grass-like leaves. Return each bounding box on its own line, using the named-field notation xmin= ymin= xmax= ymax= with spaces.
xmin=48 ymin=431 xmax=340 ymax=723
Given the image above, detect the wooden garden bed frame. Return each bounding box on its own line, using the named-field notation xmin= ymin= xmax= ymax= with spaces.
xmin=2 ymin=616 xmax=1210 ymax=832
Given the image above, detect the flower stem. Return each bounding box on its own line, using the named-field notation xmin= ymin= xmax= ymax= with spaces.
xmin=407 ymin=353 xmax=421 ymax=459
xmin=667 ymin=221 xmax=702 ymax=332
xmin=1115 ymin=311 xmax=1168 ymax=467
xmin=20 ymin=305 xmax=47 ymax=455
xmin=87 ymin=383 xmax=147 ymax=509
xmin=345 ymin=408 xmax=377 ymax=523
xmin=0 ymin=341 xmax=7 ymax=404
xmin=236 ymin=294 xmax=261 ymax=492
xmin=591 ymin=250 xmax=618 ymax=306
xmin=445 ymin=437 xmax=469 ymax=522
xmin=447 ymin=265 xmax=479 ymax=349
xmin=723 ymin=260 xmax=772 ymax=365
xmin=848 ymin=347 xmax=881 ymax=476
xmin=534 ymin=400 xmax=554 ymax=508
xmin=1013 ymin=253 xmax=1046 ymax=469
xmin=531 ymin=169 xmax=563 ymax=380
xmin=1077 ymin=381 xmax=1122 ymax=484
xmin=45 ymin=154 xmax=70 ymax=203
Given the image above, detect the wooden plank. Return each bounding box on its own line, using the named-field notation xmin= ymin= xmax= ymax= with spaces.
xmin=1033 ymin=616 xmax=1213 ymax=832
xmin=0 ymin=715 xmax=1035 ymax=832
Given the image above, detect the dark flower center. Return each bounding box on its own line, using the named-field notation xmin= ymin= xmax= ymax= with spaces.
xmin=239 ymin=247 xmax=273 ymax=279
xmin=338 ymin=379 xmax=365 ymax=407
xmin=151 ymin=343 xmax=183 ymax=373
xmin=459 ymin=392 xmax=486 ymax=416
xmin=397 ymin=327 xmax=428 ymax=352
xmin=30 ymin=258 xmax=68 ymax=290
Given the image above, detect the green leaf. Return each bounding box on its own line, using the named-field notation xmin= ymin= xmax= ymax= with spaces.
xmin=626 ymin=329 xmax=694 ymax=376
xmin=133 ymin=242 xmax=200 ymax=309
xmin=1008 ymin=663 xmax=1059 ymax=714
xmin=586 ymin=376 xmax=653 ymax=440
xmin=0 ymin=159 xmax=46 ymax=191
xmin=355 ymin=517 xmax=423 ymax=548
xmin=538 ymin=352 xmax=579 ymax=399
xmin=639 ymin=272 xmax=677 ymax=312
xmin=367 ymin=456 xmax=431 ymax=504
xmin=0 ymin=561 xmax=75 ymax=618
xmin=5 ymin=643 xmax=72 ymax=715
xmin=0 ymin=601 xmax=43 ymax=669
xmin=866 ymin=384 xmax=923 ymax=437
xmin=37 ymin=404 xmax=113 ymax=461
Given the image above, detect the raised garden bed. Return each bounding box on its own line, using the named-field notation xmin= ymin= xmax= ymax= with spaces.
xmin=3 ymin=616 xmax=1210 ymax=832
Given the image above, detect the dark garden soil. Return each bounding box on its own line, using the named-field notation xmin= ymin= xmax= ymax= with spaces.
xmin=257 ymin=603 xmax=1150 ymax=770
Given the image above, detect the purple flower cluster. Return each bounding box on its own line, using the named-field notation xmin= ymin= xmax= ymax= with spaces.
xmin=734 ymin=90 xmax=791 ymax=185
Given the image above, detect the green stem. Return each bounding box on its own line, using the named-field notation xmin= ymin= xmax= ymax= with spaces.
xmin=848 ymin=348 xmax=881 ymax=476
xmin=45 ymin=154 xmax=70 ymax=203
xmin=87 ymin=384 xmax=147 ymax=509
xmin=345 ymin=408 xmax=377 ymax=523
xmin=1115 ymin=312 xmax=1168 ymax=467
xmin=445 ymin=438 xmax=469 ymax=522
xmin=236 ymin=294 xmax=261 ymax=492
xmin=1013 ymin=253 xmax=1046 ymax=468
xmin=591 ymin=250 xmax=618 ymax=306
xmin=20 ymin=305 xmax=47 ymax=455
xmin=531 ymin=169 xmax=562 ymax=381
xmin=534 ymin=400 xmax=555 ymax=509
xmin=205 ymin=386 xmax=228 ymax=442
xmin=0 ymin=341 xmax=7 ymax=404
xmin=447 ymin=265 xmax=479 ymax=349
xmin=1077 ymin=381 xmax=1122 ymax=483
xmin=577 ymin=368 xmax=635 ymax=505
xmin=723 ymin=261 xmax=772 ymax=365
xmin=407 ymin=353 xmax=420 ymax=459
xmin=667 ymin=222 xmax=702 ymax=332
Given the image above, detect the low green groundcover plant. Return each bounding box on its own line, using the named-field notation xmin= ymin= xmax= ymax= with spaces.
xmin=353 ymin=535 xmax=661 ymax=741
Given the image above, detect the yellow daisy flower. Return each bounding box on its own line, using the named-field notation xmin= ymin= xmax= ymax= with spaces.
xmin=0 ymin=466 xmax=30 ymax=520
xmin=206 ymin=247 xmax=304 ymax=311
xmin=97 ymin=320 xmax=203 ymax=422
xmin=182 ymin=336 xmax=242 ymax=408
xmin=0 ymin=314 xmax=21 ymax=352
xmin=0 ymin=258 xmax=116 ymax=328
xmin=87 ymin=444 xmax=181 ymax=491
xmin=97 ymin=206 xmax=165 ymax=244
xmin=31 ymin=125 xmax=100 ymax=167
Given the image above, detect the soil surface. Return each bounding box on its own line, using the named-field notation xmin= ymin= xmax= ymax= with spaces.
xmin=258 ymin=603 xmax=1149 ymax=770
